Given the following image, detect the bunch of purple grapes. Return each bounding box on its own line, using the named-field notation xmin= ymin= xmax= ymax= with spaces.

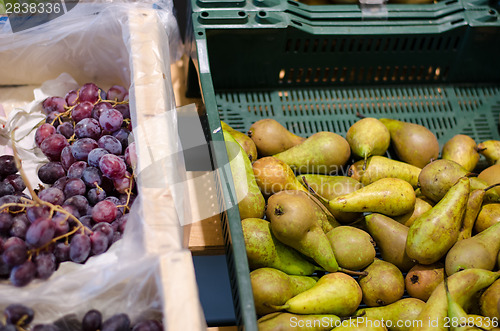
xmin=1 ymin=304 xmax=162 ymax=331
xmin=0 ymin=83 xmax=138 ymax=287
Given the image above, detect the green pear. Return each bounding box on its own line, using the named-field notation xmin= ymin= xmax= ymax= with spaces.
xmin=355 ymin=298 xmax=426 ymax=331
xmin=458 ymin=189 xmax=485 ymax=240
xmin=267 ymin=190 xmax=344 ymax=273
xmin=445 ymin=222 xmax=500 ymax=275
xmin=365 ymin=213 xmax=416 ymax=272
xmin=326 ymin=226 xmax=376 ymax=270
xmin=257 ymin=312 xmax=340 ymax=331
xmin=393 ymin=198 xmax=433 ymax=227
xmin=223 ymin=131 xmax=265 ymax=220
xmin=317 ymin=178 xmax=416 ymax=217
xmin=250 ymin=267 xmax=317 ymax=316
xmin=478 ymin=164 xmax=500 ymax=198
xmin=479 ymin=279 xmax=500 ymax=319
xmin=271 ymin=272 xmax=362 ymax=316
xmin=409 ymin=269 xmax=500 ymax=331
xmin=442 ymin=134 xmax=480 ymax=172
xmin=405 ymin=263 xmax=445 ymax=302
xmin=273 ymin=131 xmax=351 ymax=175
xmin=379 ymin=118 xmax=439 ymax=168
xmin=406 ymin=177 xmax=469 ymax=265
xmin=350 ymin=156 xmax=421 ymax=189
xmin=248 ymin=118 xmax=306 ymax=157
xmin=444 ymin=277 xmax=470 ymax=331
xmin=475 ymin=203 xmax=500 ymax=233
xmin=241 ymin=218 xmax=322 ymax=275
xmin=359 ymin=259 xmax=405 ymax=307
xmin=346 ymin=117 xmax=390 ymax=163
xmin=252 ymin=156 xmax=307 ymax=197
xmin=297 ymin=174 xmax=363 ymax=224
xmin=221 ymin=121 xmax=257 ymax=162
xmin=334 ymin=317 xmax=388 ymax=330
xmin=477 ymin=140 xmax=500 ymax=165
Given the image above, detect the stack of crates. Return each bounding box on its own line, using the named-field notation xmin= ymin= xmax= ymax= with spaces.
xmin=187 ymin=0 xmax=500 ymax=329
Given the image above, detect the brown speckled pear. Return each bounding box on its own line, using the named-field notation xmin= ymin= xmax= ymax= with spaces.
xmin=457 ymin=189 xmax=485 ymax=240
xmin=252 ymin=156 xmax=307 ymax=197
xmin=358 ymin=259 xmax=405 ymax=307
xmin=248 ymin=118 xmax=305 ymax=157
xmin=475 ymin=203 xmax=500 ymax=233
xmin=221 ymin=121 xmax=257 ymax=162
xmin=257 ymin=312 xmax=340 ymax=331
xmin=479 ymin=279 xmax=500 ymax=320
xmin=442 ymin=134 xmax=480 ymax=172
xmin=405 ymin=263 xmax=445 ymax=302
xmin=393 ymin=198 xmax=433 ymax=227
xmin=326 ymin=226 xmax=376 ymax=270
xmin=346 ymin=117 xmax=390 ymax=162
xmin=350 ymin=156 xmax=421 ymax=188
xmin=478 ymin=164 xmax=500 ymax=197
xmin=477 ymin=140 xmax=500 ymax=165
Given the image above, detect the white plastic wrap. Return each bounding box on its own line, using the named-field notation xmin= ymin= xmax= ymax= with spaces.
xmin=0 ymin=3 xmax=205 ymax=330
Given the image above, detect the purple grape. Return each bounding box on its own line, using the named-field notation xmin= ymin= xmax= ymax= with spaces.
xmin=67 ymin=161 xmax=87 ymax=179
xmin=90 ymin=231 xmax=109 ymax=255
xmin=87 ymin=148 xmax=109 ymax=168
xmin=40 ymin=134 xmax=69 ymax=161
xmin=79 ymin=83 xmax=100 ymax=104
xmin=53 ymin=176 xmax=70 ymax=191
xmin=46 ymin=111 xmax=62 ymax=127
xmin=27 ymin=205 xmax=51 ymax=223
xmin=87 ymin=188 xmax=106 ymax=205
xmin=82 ymin=309 xmax=102 ymax=331
xmin=38 ymin=187 xmax=65 ymax=205
xmin=98 ymin=135 xmax=122 ymax=155
xmin=0 ymin=155 xmax=17 ymax=178
xmin=99 ymin=154 xmax=126 ymax=180
xmin=52 ymin=213 xmax=69 ymax=236
xmin=3 ymin=237 xmax=24 ymax=250
xmin=0 ymin=258 xmax=10 ymax=277
xmin=3 ymin=174 xmax=26 ymax=192
xmin=35 ymin=123 xmax=56 ymax=147
xmin=32 ymin=324 xmax=61 ymax=331
xmin=42 ymin=96 xmax=65 ymax=114
xmin=101 ymin=314 xmax=130 ymax=331
xmin=114 ymin=214 xmax=128 ymax=233
xmin=0 ymin=182 xmax=15 ymax=197
xmin=64 ymin=195 xmax=89 ymax=216
xmin=107 ymin=85 xmax=128 ymax=102
xmin=54 ymin=242 xmax=70 ymax=262
xmin=60 ymin=204 xmax=80 ymax=220
xmin=111 ymin=231 xmax=122 ymax=244
xmin=71 ymin=138 xmax=98 ymax=161
xmin=4 ymin=304 xmax=34 ymax=326
xmin=71 ymin=101 xmax=93 ymax=123
xmin=112 ymin=128 xmax=130 ymax=150
xmin=114 ymin=104 xmax=130 ymax=119
xmin=99 ymin=109 xmax=123 ymax=133
xmin=113 ymin=172 xmax=132 ymax=194
xmin=82 ymin=167 xmax=102 ymax=189
xmin=26 ymin=217 xmax=55 ymax=248
xmin=34 ymin=251 xmax=56 ymax=279
xmin=38 ymin=162 xmax=66 ymax=184
xmin=0 ymin=195 xmax=22 ymax=212
xmin=69 ymin=233 xmax=91 ymax=263
xmin=124 ymin=142 xmax=137 ymax=169
xmin=92 ymin=200 xmax=117 ymax=223
xmin=2 ymin=243 xmax=27 ymax=267
xmin=60 ymin=146 xmax=76 ymax=170
xmin=10 ymin=260 xmax=36 ymax=286
xmin=63 ymin=178 xmax=86 ymax=198
xmin=92 ymin=222 xmax=114 ymax=242
xmin=74 ymin=118 xmax=101 ymax=140
xmin=56 ymin=122 xmax=74 ymax=139
xmin=65 ymin=90 xmax=78 ymax=107
xmin=92 ymin=102 xmax=113 ymax=120
xmin=132 ymin=320 xmax=163 ymax=331
xmin=10 ymin=214 xmax=29 ymax=239
xmin=79 ymin=215 xmax=94 ymax=231
xmin=0 ymin=213 xmax=13 ymax=233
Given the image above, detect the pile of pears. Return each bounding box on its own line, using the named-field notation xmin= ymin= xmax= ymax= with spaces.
xmin=222 ymin=116 xmax=500 ymax=331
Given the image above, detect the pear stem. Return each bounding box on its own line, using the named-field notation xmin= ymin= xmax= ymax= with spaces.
xmin=301 ymin=176 xmax=329 ymax=205
xmin=338 ymin=267 xmax=368 ymax=277
xmin=362 ymin=154 xmax=368 ymax=171
xmin=465 ymin=172 xmax=479 ymax=177
xmin=484 ymin=182 xmax=500 ymax=192
xmin=475 ymin=146 xmax=486 ymax=153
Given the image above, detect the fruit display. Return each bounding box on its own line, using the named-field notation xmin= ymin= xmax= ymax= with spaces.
xmin=222 ymin=117 xmax=500 ymax=330
xmin=0 ymin=82 xmax=136 ymax=287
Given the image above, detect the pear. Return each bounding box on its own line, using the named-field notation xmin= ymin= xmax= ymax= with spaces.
xmin=477 ymin=140 xmax=500 ymax=165
xmin=478 ymin=164 xmax=500 ymax=197
xmin=393 ymin=198 xmax=433 ymax=227
xmin=480 ymin=279 xmax=500 ymax=319
xmin=326 ymin=226 xmax=376 ymax=270
xmin=350 ymin=156 xmax=421 ymax=188
xmin=442 ymin=134 xmax=480 ymax=172
xmin=406 ymin=177 xmax=469 ymax=265
xmin=445 ymin=222 xmax=500 ymax=275
xmin=354 ymin=298 xmax=426 ymax=331
xmin=409 ymin=268 xmax=500 ymax=331
xmin=316 ymin=178 xmax=416 ymax=217
xmin=252 ymin=156 xmax=307 ymax=197
xmin=444 ymin=277 xmax=470 ymax=331
xmin=273 ymin=131 xmax=351 ymax=175
xmin=257 ymin=312 xmax=340 ymax=331
xmin=250 ymin=267 xmax=317 ymax=316
xmin=475 ymin=203 xmax=500 ymax=233
xmin=359 ymin=259 xmax=405 ymax=307
xmin=346 ymin=117 xmax=390 ymax=163
xmin=297 ymin=174 xmax=363 ymax=224
xmin=248 ymin=118 xmax=306 ymax=157
xmin=379 ymin=118 xmax=439 ymax=168
xmin=221 ymin=121 xmax=257 ymax=162
xmin=223 ymin=131 xmax=265 ymax=220
xmin=458 ymin=189 xmax=485 ymax=240
xmin=241 ymin=218 xmax=322 ymax=275
xmin=365 ymin=213 xmax=416 ymax=272
xmin=334 ymin=317 xmax=388 ymax=330
xmin=405 ymin=263 xmax=445 ymax=302
xmin=271 ymin=272 xmax=362 ymax=316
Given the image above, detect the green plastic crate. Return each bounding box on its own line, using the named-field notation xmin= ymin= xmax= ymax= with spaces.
xmin=188 ymin=8 xmax=500 ymax=331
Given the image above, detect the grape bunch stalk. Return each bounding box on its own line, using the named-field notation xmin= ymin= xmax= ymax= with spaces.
xmin=0 ymin=83 xmax=138 ymax=287
xmin=0 ymin=304 xmax=163 ymax=331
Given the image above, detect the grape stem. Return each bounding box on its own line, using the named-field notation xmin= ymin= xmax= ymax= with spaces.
xmin=116 ymin=172 xmax=134 ymax=212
